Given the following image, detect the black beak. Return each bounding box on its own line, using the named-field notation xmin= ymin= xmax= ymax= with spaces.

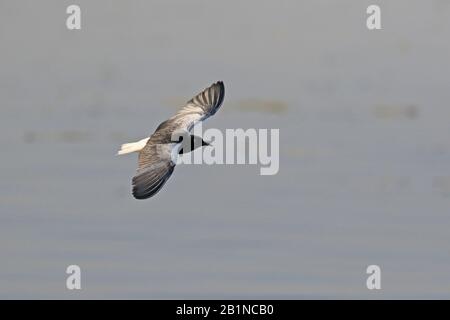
xmin=202 ymin=140 xmax=212 ymax=147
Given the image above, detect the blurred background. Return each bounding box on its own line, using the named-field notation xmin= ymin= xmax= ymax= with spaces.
xmin=1 ymin=0 xmax=450 ymax=298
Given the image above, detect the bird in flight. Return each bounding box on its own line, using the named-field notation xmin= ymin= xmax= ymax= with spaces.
xmin=117 ymin=81 xmax=225 ymax=199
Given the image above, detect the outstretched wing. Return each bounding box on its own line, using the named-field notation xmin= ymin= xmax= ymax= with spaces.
xmin=132 ymin=142 xmax=175 ymax=199
xmin=170 ymin=81 xmax=225 ymax=133
xmin=132 ymin=81 xmax=225 ymax=199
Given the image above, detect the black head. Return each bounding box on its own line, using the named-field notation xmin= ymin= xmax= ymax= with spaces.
xmin=178 ymin=135 xmax=212 ymax=154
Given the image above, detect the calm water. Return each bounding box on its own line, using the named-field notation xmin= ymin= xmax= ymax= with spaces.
xmin=1 ymin=0 xmax=450 ymax=298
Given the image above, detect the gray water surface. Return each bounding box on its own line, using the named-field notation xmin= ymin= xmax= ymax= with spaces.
xmin=1 ymin=0 xmax=450 ymax=298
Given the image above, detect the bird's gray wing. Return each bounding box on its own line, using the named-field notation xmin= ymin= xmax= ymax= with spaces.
xmin=132 ymin=81 xmax=225 ymax=199
xmin=132 ymin=141 xmax=175 ymax=199
xmin=169 ymin=81 xmax=225 ymax=133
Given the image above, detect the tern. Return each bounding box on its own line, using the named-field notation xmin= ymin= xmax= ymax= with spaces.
xmin=118 ymin=81 xmax=225 ymax=199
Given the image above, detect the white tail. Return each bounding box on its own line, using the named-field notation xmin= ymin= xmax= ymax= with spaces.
xmin=117 ymin=137 xmax=150 ymax=155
